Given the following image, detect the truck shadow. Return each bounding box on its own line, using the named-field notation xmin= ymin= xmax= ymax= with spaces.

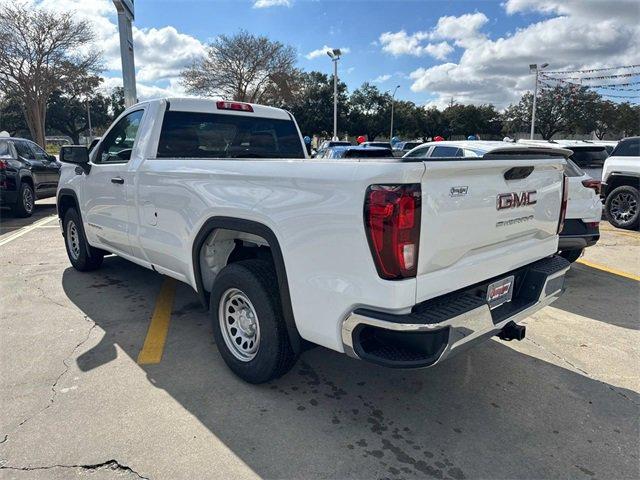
xmin=555 ymin=263 xmax=639 ymax=330
xmin=61 ymin=257 xmax=639 ymax=480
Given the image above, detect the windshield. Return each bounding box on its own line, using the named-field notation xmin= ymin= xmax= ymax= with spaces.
xmin=157 ymin=111 xmax=305 ymax=159
xmin=568 ymin=147 xmax=608 ymax=168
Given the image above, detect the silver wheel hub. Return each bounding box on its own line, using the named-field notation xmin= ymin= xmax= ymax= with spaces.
xmin=219 ymin=288 xmax=260 ymax=362
xmin=66 ymin=220 xmax=81 ymax=260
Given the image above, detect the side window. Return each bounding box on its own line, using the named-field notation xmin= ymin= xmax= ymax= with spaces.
xmin=28 ymin=141 xmax=49 ymax=161
xmin=463 ymin=149 xmax=481 ymax=158
xmin=611 ymin=139 xmax=640 ymax=157
xmin=404 ymin=146 xmax=431 ymax=158
xmin=96 ymin=110 xmax=144 ymax=164
xmin=14 ymin=141 xmax=35 ymax=160
xmin=430 ymin=146 xmax=462 ymax=158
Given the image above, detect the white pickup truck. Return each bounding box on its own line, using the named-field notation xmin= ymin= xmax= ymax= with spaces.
xmin=57 ymin=98 xmax=571 ymax=383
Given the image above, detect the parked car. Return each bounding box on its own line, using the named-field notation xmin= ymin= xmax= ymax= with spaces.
xmin=558 ymin=159 xmax=602 ymax=262
xmin=407 ymin=141 xmax=601 ymax=262
xmin=314 ymin=145 xmax=392 ymax=159
xmin=0 ymin=135 xmax=61 ymax=217
xmin=519 ymin=139 xmax=609 ymax=179
xmin=392 ymin=141 xmax=422 ymax=157
xmin=361 ymin=141 xmax=392 ymax=149
xmin=601 ymin=136 xmax=639 ymax=230
xmin=58 ymin=98 xmax=570 ymax=384
xmin=315 ymin=140 xmax=351 ymax=158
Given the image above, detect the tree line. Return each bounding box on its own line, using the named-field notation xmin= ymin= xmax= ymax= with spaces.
xmin=1 ymin=5 xmax=638 ymax=147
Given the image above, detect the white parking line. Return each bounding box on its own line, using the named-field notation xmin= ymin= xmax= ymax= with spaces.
xmin=0 ymin=215 xmax=58 ymax=247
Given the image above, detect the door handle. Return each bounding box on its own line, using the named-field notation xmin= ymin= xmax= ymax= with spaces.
xmin=111 ymin=177 xmax=124 ymax=184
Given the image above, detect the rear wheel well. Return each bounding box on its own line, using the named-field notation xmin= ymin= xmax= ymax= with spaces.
xmin=192 ymin=217 xmax=302 ymax=353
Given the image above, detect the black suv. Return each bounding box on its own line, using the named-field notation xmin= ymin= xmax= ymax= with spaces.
xmin=0 ymin=137 xmax=61 ymax=217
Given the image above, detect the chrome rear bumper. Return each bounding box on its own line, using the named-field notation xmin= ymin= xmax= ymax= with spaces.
xmin=341 ymin=255 xmax=570 ymax=368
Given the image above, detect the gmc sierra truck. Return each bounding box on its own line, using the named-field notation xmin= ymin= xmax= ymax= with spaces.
xmin=57 ymin=98 xmax=571 ymax=383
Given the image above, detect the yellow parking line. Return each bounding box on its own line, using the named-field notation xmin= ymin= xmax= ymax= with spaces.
xmin=137 ymin=277 xmax=177 ymax=365
xmin=599 ymin=227 xmax=639 ymax=239
xmin=576 ymin=259 xmax=640 ymax=282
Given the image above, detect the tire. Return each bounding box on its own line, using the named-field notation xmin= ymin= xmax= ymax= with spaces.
xmin=605 ymin=185 xmax=639 ymax=230
xmin=210 ymin=259 xmax=298 ymax=384
xmin=560 ymin=249 xmax=583 ymax=263
xmin=13 ymin=182 xmax=34 ymax=218
xmin=63 ymin=208 xmax=104 ymax=271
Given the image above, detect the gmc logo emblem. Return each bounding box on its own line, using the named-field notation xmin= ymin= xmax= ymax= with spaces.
xmin=497 ymin=190 xmax=537 ymax=210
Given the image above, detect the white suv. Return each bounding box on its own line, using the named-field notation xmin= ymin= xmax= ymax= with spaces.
xmin=602 ymin=136 xmax=640 ymax=230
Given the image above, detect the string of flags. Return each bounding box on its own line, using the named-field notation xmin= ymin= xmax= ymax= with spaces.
xmin=544 ymin=64 xmax=640 ymax=74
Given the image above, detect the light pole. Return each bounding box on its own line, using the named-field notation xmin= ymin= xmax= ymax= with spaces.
xmin=389 ymin=85 xmax=400 ymax=140
xmin=113 ymin=0 xmax=137 ymax=107
xmin=327 ymin=48 xmax=341 ymax=141
xmin=529 ymin=63 xmax=548 ymax=140
xmin=86 ymin=98 xmax=93 ymax=144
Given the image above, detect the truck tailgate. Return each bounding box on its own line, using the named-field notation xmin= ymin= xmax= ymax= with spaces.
xmin=416 ymin=157 xmax=565 ymax=303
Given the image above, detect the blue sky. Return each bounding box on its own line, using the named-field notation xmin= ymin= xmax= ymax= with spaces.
xmin=28 ymin=0 xmax=640 ymax=108
xmin=132 ymin=0 xmax=551 ymax=105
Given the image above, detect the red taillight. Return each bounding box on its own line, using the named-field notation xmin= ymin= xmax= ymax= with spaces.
xmin=558 ymin=175 xmax=569 ymax=234
xmin=0 ymin=159 xmax=7 ymax=169
xmin=581 ymin=178 xmax=601 ymax=195
xmin=216 ymin=101 xmax=254 ymax=112
xmin=364 ymin=184 xmax=421 ymax=279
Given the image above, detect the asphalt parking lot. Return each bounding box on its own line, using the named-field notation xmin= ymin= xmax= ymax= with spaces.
xmin=1 ymin=198 xmax=638 ymax=480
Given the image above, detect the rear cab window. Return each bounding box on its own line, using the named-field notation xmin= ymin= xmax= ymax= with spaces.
xmin=564 ymin=159 xmax=585 ymax=177
xmin=157 ymin=111 xmax=305 ymax=159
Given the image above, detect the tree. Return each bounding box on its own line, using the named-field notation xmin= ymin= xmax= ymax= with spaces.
xmin=419 ymin=106 xmax=447 ymax=140
xmin=181 ymin=30 xmax=297 ymax=103
xmin=47 ymin=89 xmax=111 ymax=144
xmin=349 ymin=83 xmax=390 ymax=140
xmin=0 ymin=4 xmax=100 ymax=146
xmin=614 ymin=102 xmax=640 ymax=137
xmin=285 ymin=71 xmax=349 ymax=137
xmin=0 ymin=93 xmax=29 ymax=137
xmin=109 ymin=87 xmax=126 ymax=119
xmin=592 ymin=101 xmax=619 ymax=139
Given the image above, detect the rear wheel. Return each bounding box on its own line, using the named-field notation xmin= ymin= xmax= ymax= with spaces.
xmin=560 ymin=248 xmax=583 ymax=263
xmin=13 ymin=182 xmax=34 ymax=218
xmin=210 ymin=259 xmax=298 ymax=384
xmin=605 ymin=185 xmax=639 ymax=230
xmin=63 ymin=208 xmax=104 ymax=271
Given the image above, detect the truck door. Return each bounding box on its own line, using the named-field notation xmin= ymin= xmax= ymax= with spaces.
xmin=82 ymin=109 xmax=145 ymax=256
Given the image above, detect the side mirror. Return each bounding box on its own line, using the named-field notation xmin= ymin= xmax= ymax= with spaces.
xmin=47 ymin=154 xmax=57 ymax=162
xmin=60 ymin=145 xmax=89 ymax=165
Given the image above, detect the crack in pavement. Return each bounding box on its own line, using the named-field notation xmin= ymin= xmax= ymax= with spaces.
xmin=0 ymin=459 xmax=149 ymax=479
xmin=5 ymin=316 xmax=97 ymax=443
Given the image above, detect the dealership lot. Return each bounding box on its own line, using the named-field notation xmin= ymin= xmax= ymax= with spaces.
xmin=0 ymin=199 xmax=638 ymax=480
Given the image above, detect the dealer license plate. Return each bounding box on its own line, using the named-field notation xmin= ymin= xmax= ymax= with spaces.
xmin=486 ymin=275 xmax=515 ymax=309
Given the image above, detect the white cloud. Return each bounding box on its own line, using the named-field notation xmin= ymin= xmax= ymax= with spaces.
xmin=372 ymin=74 xmax=392 ymax=83
xmin=405 ymin=3 xmax=640 ymax=107
xmin=305 ymin=45 xmax=351 ymax=60
xmin=379 ymin=31 xmax=454 ymax=60
xmin=253 ymin=0 xmax=291 ymax=8
xmin=25 ymin=0 xmax=207 ymax=99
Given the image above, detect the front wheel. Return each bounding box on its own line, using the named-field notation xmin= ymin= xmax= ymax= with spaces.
xmin=63 ymin=208 xmax=104 ymax=271
xmin=605 ymin=185 xmax=639 ymax=230
xmin=210 ymin=259 xmax=298 ymax=384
